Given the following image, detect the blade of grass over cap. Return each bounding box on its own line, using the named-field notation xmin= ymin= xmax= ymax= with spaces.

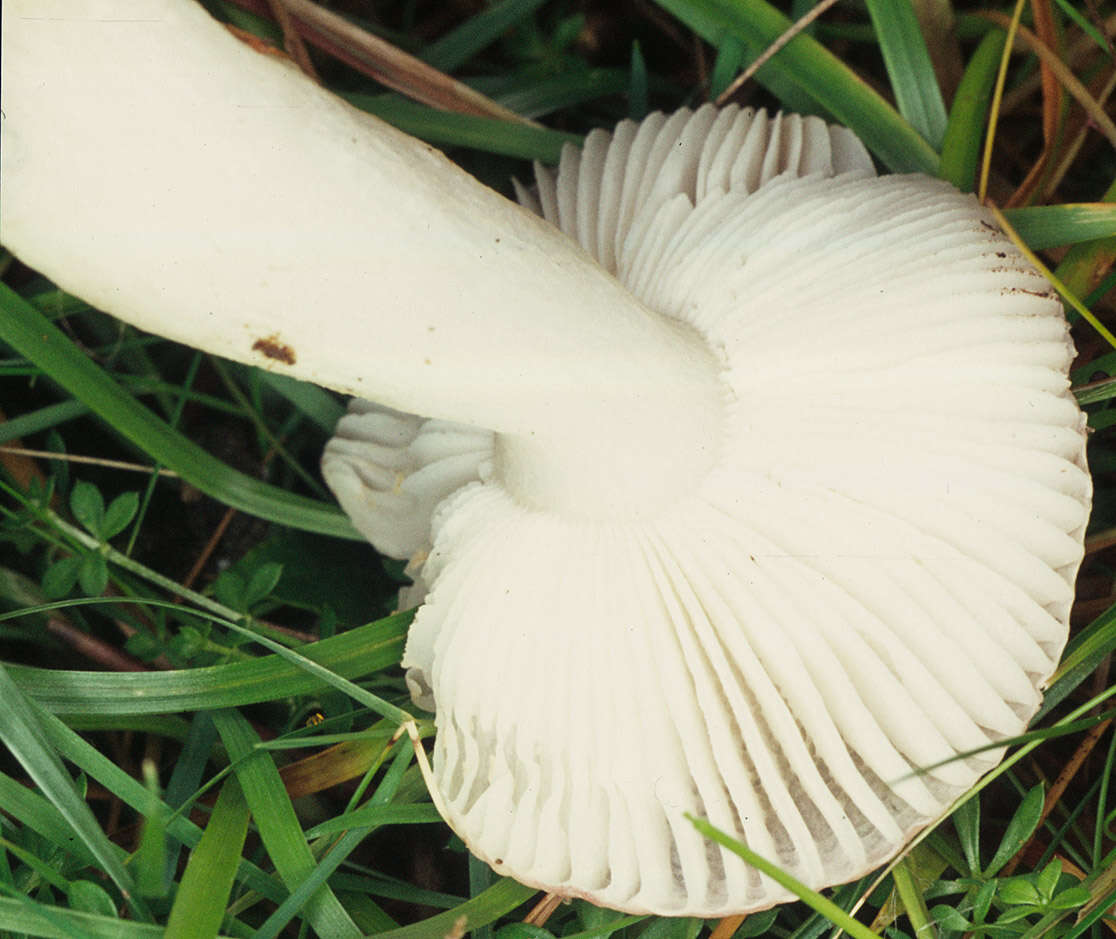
xmin=0 ymin=285 xmax=358 ymax=539
xmin=864 ymin=0 xmax=947 ymax=149
xmin=651 ymin=0 xmax=939 ymax=173
xmin=687 ymin=815 xmax=881 ymax=939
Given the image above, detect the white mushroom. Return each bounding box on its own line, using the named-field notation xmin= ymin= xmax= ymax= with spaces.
xmin=1 ymin=0 xmax=1091 ymax=918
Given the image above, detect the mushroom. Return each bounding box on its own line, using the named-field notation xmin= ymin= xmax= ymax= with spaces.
xmin=1 ymin=0 xmax=1091 ymax=918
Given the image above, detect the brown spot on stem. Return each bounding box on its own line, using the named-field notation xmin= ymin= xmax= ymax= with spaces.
xmin=252 ymin=334 xmax=296 ymax=365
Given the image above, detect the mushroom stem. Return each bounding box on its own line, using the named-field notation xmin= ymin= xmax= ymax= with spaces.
xmin=1 ymin=0 xmax=724 ymax=513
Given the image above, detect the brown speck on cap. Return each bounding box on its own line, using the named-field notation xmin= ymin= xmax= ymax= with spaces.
xmin=252 ymin=334 xmax=296 ymax=365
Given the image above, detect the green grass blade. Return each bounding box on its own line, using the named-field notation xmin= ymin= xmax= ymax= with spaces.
xmin=490 ymin=68 xmax=632 ymax=120
xmin=0 ymin=285 xmax=357 ymax=539
xmin=9 ymin=610 xmax=410 ymax=716
xmin=0 ymin=771 xmax=99 ymax=868
xmin=1037 ymin=601 xmax=1116 ymax=719
xmin=215 ymin=612 xmax=413 ymax=724
xmin=165 ymin=778 xmax=250 ymax=939
xmin=343 ymin=93 xmax=582 ymax=161
xmin=0 ymin=897 xmax=171 ymax=939
xmin=211 ymin=710 xmax=363 ymax=939
xmin=253 ymin=827 xmax=370 ymax=939
xmin=651 ymin=0 xmax=940 ymax=173
xmin=0 ymin=663 xmax=149 ymax=920
xmin=864 ymin=0 xmax=948 ymax=148
xmin=423 ymin=0 xmax=549 ymax=72
xmin=256 ymin=371 xmax=345 ymax=434
xmin=890 ymin=856 xmax=936 ymax=938
xmin=687 ymin=815 xmax=881 ymax=939
xmin=1002 ymin=204 xmax=1116 ymax=250
xmin=938 ymin=30 xmax=1005 ymax=191
xmin=0 ymin=399 xmax=89 ymax=444
xmin=710 ymin=33 xmax=746 ymax=100
xmin=33 ymin=706 xmax=287 ymax=905
xmin=372 ymin=878 xmax=539 ymax=939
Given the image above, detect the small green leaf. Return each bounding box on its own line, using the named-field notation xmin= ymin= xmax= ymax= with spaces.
xmin=973 ymin=878 xmax=997 ymax=923
xmin=42 ymin=556 xmax=81 ymax=600
xmin=996 ymin=905 xmax=1038 ymax=924
xmin=985 ymin=785 xmax=1043 ymax=877
xmin=213 ymin=570 xmax=246 ymax=612
xmin=69 ymin=482 xmax=105 ymax=539
xmin=78 ymin=554 xmax=108 ymax=597
xmin=931 ymin=904 xmax=972 ymax=931
xmin=244 ymin=562 xmax=283 ymax=610
xmin=101 ymin=492 xmax=139 ymax=540
xmin=66 ymin=879 xmax=117 ymax=917
xmin=123 ymin=632 xmax=161 ymax=661
xmin=999 ymin=878 xmax=1041 ymax=906
xmin=1050 ymin=885 xmax=1091 ymax=909
xmin=1035 ymin=859 xmax=1062 ymax=902
xmin=169 ymin=626 xmax=208 ymax=661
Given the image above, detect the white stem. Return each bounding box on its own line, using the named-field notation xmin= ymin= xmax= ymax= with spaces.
xmin=1 ymin=0 xmax=723 ymax=494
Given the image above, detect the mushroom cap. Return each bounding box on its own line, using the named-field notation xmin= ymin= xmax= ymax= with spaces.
xmin=323 ymin=107 xmax=1091 ymax=915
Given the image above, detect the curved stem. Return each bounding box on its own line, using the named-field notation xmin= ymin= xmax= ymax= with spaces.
xmin=2 ymin=0 xmax=721 ymax=458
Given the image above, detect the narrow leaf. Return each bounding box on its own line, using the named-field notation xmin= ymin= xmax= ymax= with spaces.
xmin=343 ymin=93 xmax=581 ymax=162
xmin=1002 ymin=204 xmax=1116 ymax=250
xmin=9 ymin=610 xmax=411 ymax=716
xmin=985 ymin=784 xmax=1044 ymax=876
xmin=939 ymin=30 xmax=1006 ymax=191
xmin=165 ymin=778 xmax=249 ymax=939
xmin=864 ymin=0 xmax=948 ymax=148
xmin=69 ymin=482 xmax=104 ymax=538
xmin=0 ymin=664 xmax=148 ymax=919
xmin=212 ymin=709 xmax=363 ymax=939
xmin=101 ymin=492 xmax=140 ymax=540
xmin=372 ymin=878 xmax=539 ymax=939
xmin=423 ymin=0 xmax=549 ymax=72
